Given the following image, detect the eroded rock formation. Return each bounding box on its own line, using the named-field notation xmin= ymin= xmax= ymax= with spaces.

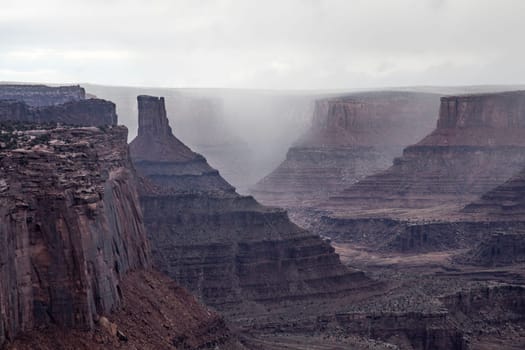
xmin=0 ymin=84 xmax=85 ymax=107
xmin=251 ymin=91 xmax=440 ymax=209
xmin=0 ymin=99 xmax=117 ymax=126
xmin=316 ymin=91 xmax=525 ymax=254
xmin=0 ymin=125 xmax=149 ymax=345
xmin=329 ymin=91 xmax=525 ymax=211
xmin=130 ymin=95 xmax=371 ymax=314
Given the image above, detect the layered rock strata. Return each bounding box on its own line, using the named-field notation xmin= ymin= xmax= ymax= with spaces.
xmin=0 ymin=99 xmax=117 ymax=126
xmin=319 ymin=91 xmax=525 ymax=252
xmin=0 ymin=125 xmax=149 ymax=346
xmin=252 ymin=91 xmax=440 ymax=208
xmin=0 ymin=84 xmax=85 ymax=107
xmin=330 ymin=91 xmax=525 ymax=210
xmin=130 ymin=95 xmax=371 ymax=312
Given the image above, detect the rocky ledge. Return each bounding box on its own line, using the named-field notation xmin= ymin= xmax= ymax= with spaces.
xmin=0 ymin=84 xmax=85 ymax=107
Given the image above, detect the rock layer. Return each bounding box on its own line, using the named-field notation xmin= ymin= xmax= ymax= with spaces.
xmin=328 ymin=91 xmax=525 ymax=213
xmin=0 ymin=125 xmax=149 ymax=346
xmin=130 ymin=95 xmax=370 ymax=313
xmin=252 ymin=91 xmax=440 ymax=208
xmin=0 ymin=99 xmax=117 ymax=126
xmin=0 ymin=84 xmax=85 ymax=107
xmin=130 ymin=95 xmax=234 ymax=193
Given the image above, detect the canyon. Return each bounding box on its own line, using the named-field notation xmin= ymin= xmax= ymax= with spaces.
xmin=251 ymin=91 xmax=440 ymax=216
xmin=2 ymin=83 xmax=525 ymax=349
xmin=129 ymin=95 xmax=374 ymax=317
xmin=0 ymin=86 xmax=237 ymax=349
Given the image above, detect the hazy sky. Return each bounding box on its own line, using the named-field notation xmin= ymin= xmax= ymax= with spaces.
xmin=1 ymin=0 xmax=524 ymax=89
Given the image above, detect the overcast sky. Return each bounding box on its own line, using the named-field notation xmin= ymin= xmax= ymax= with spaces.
xmin=1 ymin=0 xmax=524 ymax=89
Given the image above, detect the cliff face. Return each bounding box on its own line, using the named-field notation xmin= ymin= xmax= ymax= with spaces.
xmin=251 ymin=92 xmax=439 ymax=208
xmin=0 ymin=125 xmax=149 ymax=346
xmin=328 ymin=91 xmax=525 ymax=213
xmin=0 ymin=84 xmax=85 ymax=107
xmin=130 ymin=96 xmax=371 ymax=314
xmin=0 ymin=99 xmax=117 ymax=126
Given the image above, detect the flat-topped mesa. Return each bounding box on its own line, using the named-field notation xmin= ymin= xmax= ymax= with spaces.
xmin=328 ymin=90 xmax=525 ymax=213
xmin=131 ymin=95 xmax=372 ymax=319
xmin=0 ymin=84 xmax=85 ymax=107
xmin=251 ymin=91 xmax=439 ymax=209
xmin=0 ymin=98 xmax=117 ymax=126
xmin=419 ymin=91 xmax=525 ymax=146
xmin=0 ymin=125 xmax=150 ymax=346
xmin=130 ymin=95 xmax=235 ymax=193
xmin=300 ymin=91 xmax=439 ymax=147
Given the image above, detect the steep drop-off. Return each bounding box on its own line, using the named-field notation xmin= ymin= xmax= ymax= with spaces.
xmin=130 ymin=95 xmax=371 ymax=314
xmin=252 ymin=91 xmax=440 ymax=208
xmin=0 ymin=98 xmax=117 ymax=126
xmin=0 ymin=84 xmax=85 ymax=107
xmin=0 ymin=125 xmax=149 ymax=346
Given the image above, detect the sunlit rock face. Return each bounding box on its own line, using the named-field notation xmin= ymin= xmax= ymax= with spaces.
xmin=0 ymin=84 xmax=86 ymax=107
xmin=0 ymin=125 xmax=150 ymax=346
xmin=130 ymin=95 xmax=370 ymax=312
xmin=251 ymin=91 xmax=440 ymax=210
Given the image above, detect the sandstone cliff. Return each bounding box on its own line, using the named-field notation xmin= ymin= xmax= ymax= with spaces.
xmin=251 ymin=91 xmax=439 ymax=209
xmin=0 ymin=84 xmax=85 ymax=107
xmin=0 ymin=99 xmax=117 ymax=126
xmin=0 ymin=125 xmax=149 ymax=346
xmin=329 ymin=91 xmax=525 ymax=212
xmin=130 ymin=95 xmax=372 ymax=315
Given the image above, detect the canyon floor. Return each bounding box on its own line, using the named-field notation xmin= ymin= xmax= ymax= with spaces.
xmin=235 ymin=237 xmax=525 ymax=349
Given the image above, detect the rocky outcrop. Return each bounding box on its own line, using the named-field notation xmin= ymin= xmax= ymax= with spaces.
xmin=252 ymin=91 xmax=440 ymax=208
xmin=0 ymin=99 xmax=117 ymax=126
xmin=130 ymin=95 xmax=234 ymax=193
xmin=327 ymin=91 xmax=525 ymax=213
xmin=130 ymin=95 xmax=372 ymax=314
xmin=0 ymin=84 xmax=85 ymax=107
xmin=0 ymin=125 xmax=149 ymax=346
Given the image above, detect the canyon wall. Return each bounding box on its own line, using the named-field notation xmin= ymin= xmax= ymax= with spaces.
xmin=0 ymin=125 xmax=149 ymax=346
xmin=0 ymin=99 xmax=117 ymax=126
xmin=328 ymin=91 xmax=525 ymax=212
xmin=251 ymin=91 xmax=440 ymax=209
xmin=130 ymin=95 xmax=372 ymax=314
xmin=0 ymin=84 xmax=85 ymax=107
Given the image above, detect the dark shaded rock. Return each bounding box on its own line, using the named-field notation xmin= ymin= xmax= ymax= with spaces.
xmin=0 ymin=84 xmax=85 ymax=107
xmin=0 ymin=99 xmax=117 ymax=126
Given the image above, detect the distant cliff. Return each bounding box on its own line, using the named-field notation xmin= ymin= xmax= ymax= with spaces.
xmin=330 ymin=91 xmax=525 ymax=211
xmin=252 ymin=91 xmax=439 ymax=209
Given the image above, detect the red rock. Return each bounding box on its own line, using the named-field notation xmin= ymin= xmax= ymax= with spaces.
xmin=251 ymin=92 xmax=440 ymax=211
